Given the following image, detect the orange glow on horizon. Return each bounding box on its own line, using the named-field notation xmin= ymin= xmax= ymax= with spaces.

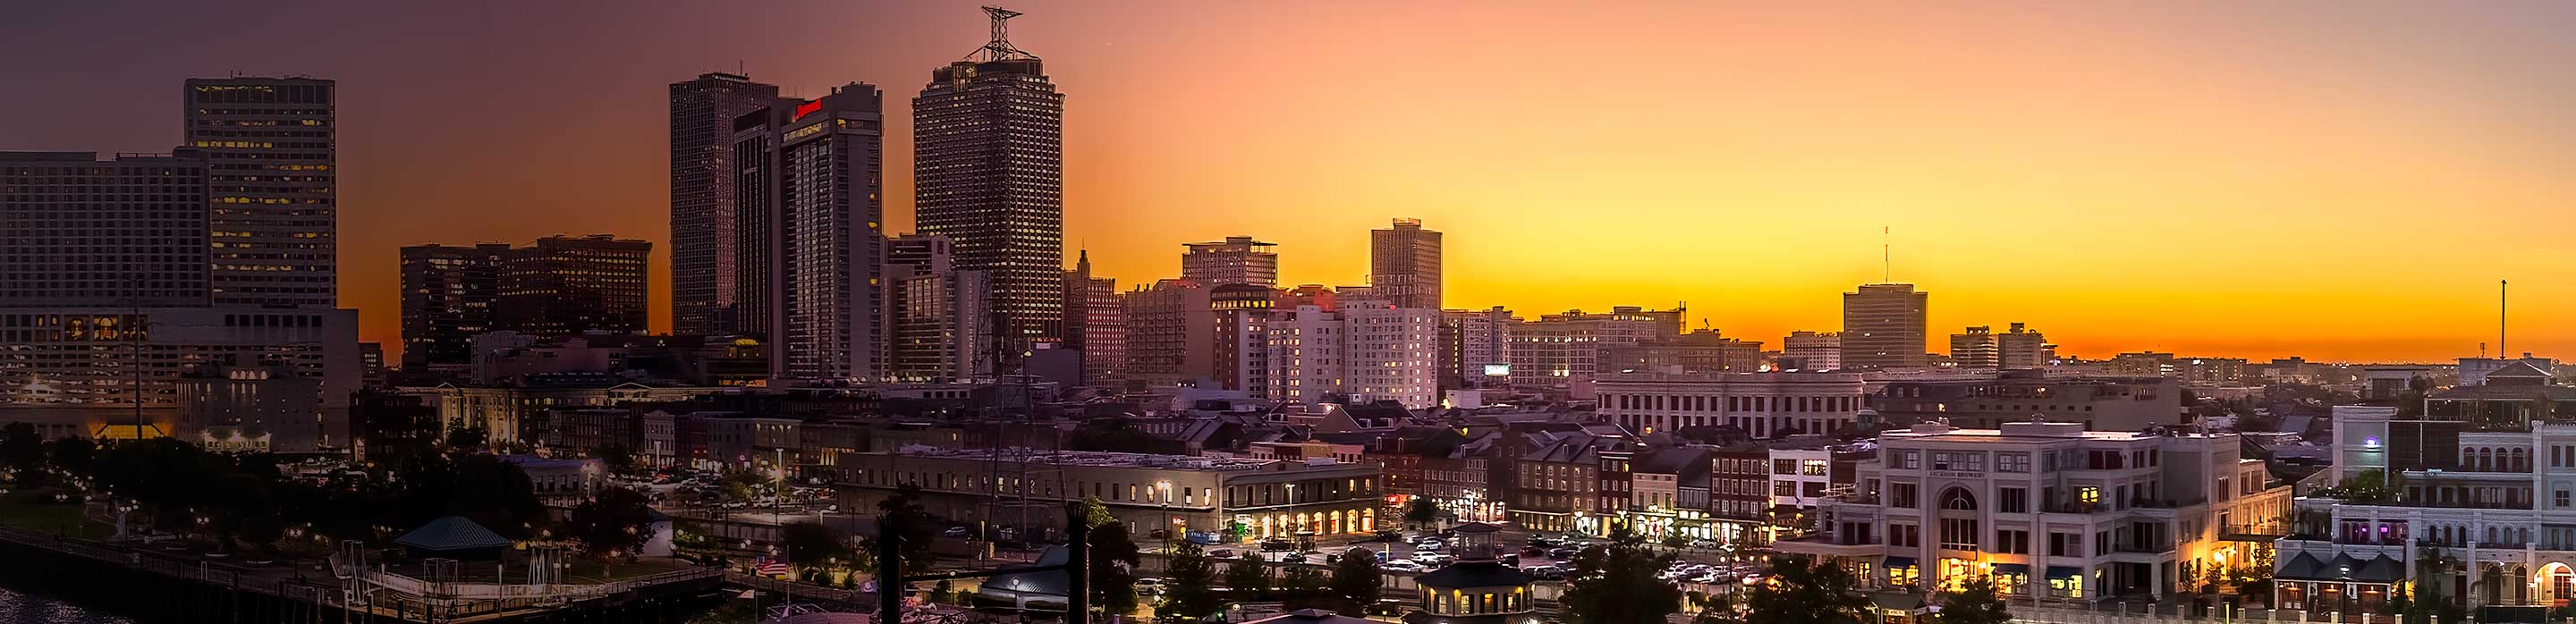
xmin=5 ymin=2 xmax=2573 ymax=364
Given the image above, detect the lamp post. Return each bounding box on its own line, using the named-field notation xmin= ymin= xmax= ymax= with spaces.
xmin=2338 ymin=565 xmax=2352 ymax=624
xmin=1157 ymin=481 xmax=1174 ymax=554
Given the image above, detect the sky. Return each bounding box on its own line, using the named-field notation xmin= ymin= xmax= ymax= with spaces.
xmin=5 ymin=0 xmax=2574 ymax=364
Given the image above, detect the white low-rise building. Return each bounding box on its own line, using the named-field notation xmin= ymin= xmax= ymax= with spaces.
xmin=1595 ymin=371 xmax=1867 ymax=438
xmin=1777 ymin=420 xmax=2289 ymax=604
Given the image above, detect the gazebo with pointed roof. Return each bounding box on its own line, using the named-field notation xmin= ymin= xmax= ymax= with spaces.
xmin=394 ymin=516 xmax=515 ymax=560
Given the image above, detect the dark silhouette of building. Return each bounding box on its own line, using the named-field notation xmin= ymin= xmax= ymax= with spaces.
xmin=915 ymin=8 xmax=1067 ymax=345
xmin=184 ymin=76 xmax=336 ymax=308
xmin=669 ymin=72 xmax=781 ymax=336
xmin=496 ymin=234 xmax=651 ymax=338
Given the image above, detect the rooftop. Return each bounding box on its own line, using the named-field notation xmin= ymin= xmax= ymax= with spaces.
xmin=875 ymin=446 xmax=1322 ymax=472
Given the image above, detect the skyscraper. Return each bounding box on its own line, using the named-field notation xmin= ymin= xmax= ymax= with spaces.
xmin=495 ymin=234 xmax=651 ymax=339
xmin=1063 ymin=250 xmax=1125 ymax=385
xmin=184 ymin=77 xmax=336 ymax=308
xmin=1369 ymin=218 xmax=1442 ymax=308
xmin=892 ymin=269 xmax=991 ymax=381
xmin=1 ymin=151 xmax=209 ymax=307
xmin=915 ymin=8 xmax=1066 ymax=345
xmin=398 ymin=242 xmax=506 ymax=373
xmin=669 ymin=72 xmax=782 ymax=336
xmin=1842 ymin=283 xmax=1928 ymax=369
xmin=1996 ymin=322 xmax=2053 ymax=369
xmin=734 ymin=83 xmax=887 ymax=382
xmin=1182 ymin=236 xmax=1278 ymax=288
xmin=1781 ymin=331 xmax=1842 ymax=371
xmin=1440 ymin=307 xmax=1514 ymax=390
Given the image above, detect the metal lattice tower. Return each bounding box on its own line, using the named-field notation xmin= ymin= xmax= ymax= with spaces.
xmin=971 ymin=6 xmax=1038 ymax=61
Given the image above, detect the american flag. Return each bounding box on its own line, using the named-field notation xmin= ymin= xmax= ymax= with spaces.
xmin=757 ymin=557 xmax=790 ymax=577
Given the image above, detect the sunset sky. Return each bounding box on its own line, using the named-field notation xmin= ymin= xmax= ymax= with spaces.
xmin=7 ymin=1 xmax=2573 ymax=363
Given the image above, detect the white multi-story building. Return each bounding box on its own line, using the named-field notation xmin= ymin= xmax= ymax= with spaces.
xmin=1778 ymin=421 xmax=2289 ymax=605
xmin=1770 ymin=442 xmax=1838 ymax=510
xmin=1594 ymin=371 xmax=1868 ymax=438
xmin=1508 ymin=307 xmax=1682 ymax=389
xmin=2275 ymin=396 xmax=2576 ymax=614
xmin=1264 ymin=304 xmax=1439 ymax=408
xmin=1442 ymin=307 xmax=1513 ymax=387
xmin=1783 ymin=331 xmax=1843 ymax=371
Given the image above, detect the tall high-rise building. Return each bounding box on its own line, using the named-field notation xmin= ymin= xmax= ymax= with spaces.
xmin=1949 ymin=325 xmax=1998 ymax=369
xmin=1369 ymin=218 xmax=1442 ymax=308
xmin=669 ymin=72 xmax=782 ymax=336
xmin=398 ymin=242 xmax=507 ymax=372
xmin=915 ymin=8 xmax=1066 ymax=345
xmin=891 ymin=269 xmax=991 ymax=381
xmin=886 ymin=233 xmax=954 ymax=278
xmin=496 ymin=234 xmax=651 ymax=339
xmin=184 ymin=77 xmax=336 ymax=308
xmin=1264 ymin=303 xmax=1440 ymax=408
xmin=1 ymin=151 xmax=209 ymax=307
xmin=1210 ymin=283 xmax=1279 ymax=396
xmin=1996 ymin=322 xmax=2053 ymax=369
xmin=1781 ymin=331 xmax=1842 ymax=371
xmin=1063 ymin=250 xmax=1124 ymax=385
xmin=1182 ymin=236 xmax=1278 ymax=288
xmin=1440 ymin=307 xmax=1514 ymax=390
xmin=1841 ymin=283 xmax=1928 ymax=369
xmin=1121 ymin=279 xmax=1213 ymax=389
xmin=734 ymin=84 xmax=888 ymax=382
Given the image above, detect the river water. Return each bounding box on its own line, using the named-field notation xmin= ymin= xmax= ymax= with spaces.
xmin=0 ymin=586 xmax=137 ymax=624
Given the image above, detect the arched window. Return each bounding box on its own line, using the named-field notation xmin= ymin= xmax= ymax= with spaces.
xmin=1941 ymin=487 xmax=1979 ymax=510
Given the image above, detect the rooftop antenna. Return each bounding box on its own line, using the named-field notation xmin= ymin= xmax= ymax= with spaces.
xmin=1882 ymin=226 xmax=1891 ymax=283
xmin=2500 ymin=279 xmax=2508 ymax=357
xmin=969 ymin=6 xmax=1039 ymax=62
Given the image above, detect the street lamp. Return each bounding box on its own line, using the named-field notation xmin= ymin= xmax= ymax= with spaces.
xmin=2338 ymin=564 xmax=2352 ymax=623
xmin=1157 ymin=481 xmax=1174 ymax=553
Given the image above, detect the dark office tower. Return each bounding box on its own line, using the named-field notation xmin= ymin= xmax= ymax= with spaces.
xmin=184 ymin=77 xmax=336 ymax=308
xmin=669 ymin=72 xmax=782 ymax=336
xmin=0 ymin=150 xmax=209 ymax=307
xmin=496 ymin=234 xmax=651 ymax=338
xmin=734 ymin=84 xmax=887 ymax=382
xmin=916 ymin=7 xmax=1066 ymax=346
xmin=398 ymin=243 xmax=506 ymax=372
xmin=1369 ymin=218 xmax=1442 ymax=308
xmin=1842 ymin=282 xmax=1928 ymax=370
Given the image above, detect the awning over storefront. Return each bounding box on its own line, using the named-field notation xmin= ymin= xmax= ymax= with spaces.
xmin=2046 ymin=566 xmax=2082 ymax=579
xmin=2276 ymin=552 xmax=2402 ymax=583
xmin=1886 ymin=556 xmax=1918 ymax=569
xmin=1993 ymin=563 xmax=2030 ymax=576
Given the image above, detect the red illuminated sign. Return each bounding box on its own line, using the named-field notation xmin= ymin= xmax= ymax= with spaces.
xmin=793 ymin=100 xmax=823 ymax=121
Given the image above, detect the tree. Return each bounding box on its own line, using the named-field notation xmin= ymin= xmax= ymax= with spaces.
xmin=1747 ymin=555 xmax=1874 ymax=624
xmin=1691 ymin=589 xmax=1746 ymax=624
xmin=877 ymin=483 xmax=937 ymax=573
xmin=783 ymin=521 xmax=853 ymax=568
xmin=1560 ymin=526 xmax=1682 ymax=624
xmin=590 ymin=444 xmax=638 ymax=475
xmin=1088 ymin=519 xmax=1143 ymax=616
xmin=444 ymin=424 xmax=487 ymax=451
xmin=564 ymin=486 xmax=656 ymax=559
xmin=1276 ymin=564 xmax=1332 ymax=611
xmin=1329 ymin=549 xmax=1384 ymax=613
xmin=1404 ymin=498 xmax=1440 ymax=528
xmin=43 ymin=437 xmax=96 ymax=479
xmin=1162 ymin=541 xmax=1223 ymax=619
xmin=0 ymin=422 xmax=43 ymax=478
xmin=1224 ymin=559 xmax=1272 ymax=594
xmin=1662 ymin=533 xmax=1691 ymax=551
xmin=1932 ymin=575 xmax=2012 ymax=624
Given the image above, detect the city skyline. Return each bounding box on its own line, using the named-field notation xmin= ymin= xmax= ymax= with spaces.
xmin=8 ymin=1 xmax=2575 ymax=362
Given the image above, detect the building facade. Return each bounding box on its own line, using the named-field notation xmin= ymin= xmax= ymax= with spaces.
xmin=914 ymin=27 xmax=1066 ymax=345
xmin=1842 ymin=283 xmax=1928 ymax=370
xmin=1182 ymin=236 xmax=1278 ymax=288
xmin=1507 ymin=307 xmax=1683 ymax=389
xmin=1441 ymin=307 xmax=1514 ymax=390
xmin=734 ymin=84 xmax=887 ymax=382
xmin=184 ymin=76 xmax=336 ymax=308
xmin=1121 ymin=279 xmax=1214 ymax=389
xmin=1779 ymin=422 xmax=2290 ymax=604
xmin=1782 ymin=331 xmax=1843 ymax=371
xmin=0 ymin=151 xmax=209 ymax=307
xmin=495 ymin=234 xmax=651 ymax=339
xmin=1595 ymin=371 xmax=1869 ymax=438
xmin=0 ymin=308 xmax=358 ymax=448
xmin=1369 ymin=218 xmax=1442 ymax=309
xmin=890 ymin=269 xmax=991 ymax=381
xmin=668 ymin=72 xmax=782 ymax=336
xmin=1871 ymin=370 xmax=2182 ymax=431
xmin=834 ymin=447 xmax=1385 ymax=543
xmin=397 ymin=243 xmax=506 ymax=374
xmin=1062 ymin=250 xmax=1123 ymax=385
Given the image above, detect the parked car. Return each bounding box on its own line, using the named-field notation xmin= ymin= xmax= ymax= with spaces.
xmin=1209 ymin=549 xmax=1238 ymax=559
xmin=944 ymin=526 xmax=970 ymax=537
xmin=1547 ymin=547 xmax=1577 ymax=560
xmin=1134 ymin=578 xmax=1165 ymax=594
